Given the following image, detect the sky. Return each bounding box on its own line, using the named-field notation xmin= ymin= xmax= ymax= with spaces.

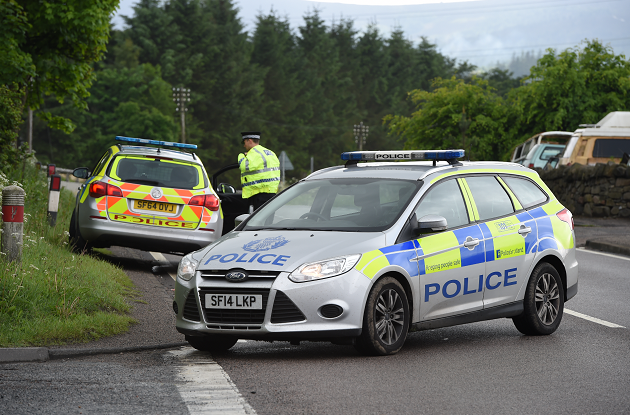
xmin=111 ymin=0 xmax=630 ymax=71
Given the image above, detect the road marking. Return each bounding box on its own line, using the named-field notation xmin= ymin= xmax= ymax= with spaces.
xmin=167 ymin=347 xmax=256 ymax=414
xmin=565 ymin=309 xmax=625 ymax=328
xmin=577 ymin=247 xmax=630 ymax=262
xmin=150 ymin=251 xmax=177 ymax=281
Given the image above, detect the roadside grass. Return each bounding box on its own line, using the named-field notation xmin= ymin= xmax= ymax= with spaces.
xmin=0 ymin=162 xmax=137 ymax=347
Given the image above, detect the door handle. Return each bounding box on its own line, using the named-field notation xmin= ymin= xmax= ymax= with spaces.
xmin=463 ymin=236 xmax=479 ymax=250
xmin=518 ymin=225 xmax=532 ymax=236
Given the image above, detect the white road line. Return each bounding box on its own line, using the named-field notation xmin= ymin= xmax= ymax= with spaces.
xmin=149 ymin=251 xmax=177 ymax=281
xmin=167 ymin=347 xmax=256 ymax=415
xmin=565 ymin=309 xmax=626 ymax=328
xmin=576 ymin=247 xmax=630 ymax=262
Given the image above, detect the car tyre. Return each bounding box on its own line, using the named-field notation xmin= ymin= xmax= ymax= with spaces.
xmin=185 ymin=335 xmax=238 ymax=352
xmin=355 ymin=276 xmax=409 ymax=356
xmin=69 ymin=209 xmax=92 ymax=254
xmin=512 ymin=262 xmax=564 ymax=336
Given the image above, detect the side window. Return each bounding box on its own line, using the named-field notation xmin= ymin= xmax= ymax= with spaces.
xmin=91 ymin=150 xmax=112 ymax=176
xmin=502 ymin=176 xmax=548 ymax=208
xmin=465 ymin=176 xmax=514 ymax=221
xmin=414 ymin=179 xmax=469 ymax=229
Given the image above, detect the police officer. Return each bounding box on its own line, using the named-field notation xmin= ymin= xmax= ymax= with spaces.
xmin=239 ymin=131 xmax=280 ymax=210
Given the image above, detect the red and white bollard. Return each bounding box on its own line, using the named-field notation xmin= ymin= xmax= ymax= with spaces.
xmin=1 ymin=185 xmax=25 ymax=263
xmin=48 ymin=174 xmax=61 ymax=227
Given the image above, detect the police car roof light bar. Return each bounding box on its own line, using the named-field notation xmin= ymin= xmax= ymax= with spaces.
xmin=341 ymin=149 xmax=465 ymax=166
xmin=115 ymin=136 xmax=198 ymax=150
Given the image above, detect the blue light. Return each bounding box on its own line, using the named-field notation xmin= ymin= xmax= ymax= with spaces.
xmin=115 ymin=136 xmax=198 ymax=149
xmin=341 ymin=152 xmax=363 ymax=160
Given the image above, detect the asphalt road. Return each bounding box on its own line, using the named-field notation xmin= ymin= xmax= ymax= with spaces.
xmin=1 ymin=249 xmax=628 ymax=414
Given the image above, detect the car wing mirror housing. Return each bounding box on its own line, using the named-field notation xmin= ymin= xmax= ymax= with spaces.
xmin=417 ymin=214 xmax=448 ymax=234
xmin=234 ymin=214 xmax=250 ymax=229
xmin=218 ymin=183 xmax=236 ymax=194
xmin=72 ymin=167 xmax=90 ymax=179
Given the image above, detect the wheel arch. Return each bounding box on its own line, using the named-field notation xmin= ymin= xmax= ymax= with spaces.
xmin=373 ymin=271 xmax=414 ymax=327
xmin=535 ymin=254 xmax=568 ymax=301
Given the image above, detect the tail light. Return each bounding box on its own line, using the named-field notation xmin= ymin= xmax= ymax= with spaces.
xmin=188 ymin=194 xmax=220 ymax=211
xmin=557 ymin=208 xmax=574 ymax=230
xmin=528 ymin=163 xmax=534 ymax=168
xmin=89 ymin=181 xmax=123 ymax=198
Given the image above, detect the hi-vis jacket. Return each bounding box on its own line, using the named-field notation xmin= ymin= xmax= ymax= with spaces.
xmin=238 ymin=145 xmax=280 ymax=198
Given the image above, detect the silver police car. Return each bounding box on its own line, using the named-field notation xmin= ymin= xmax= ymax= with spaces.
xmin=70 ymin=137 xmax=222 ymax=254
xmin=174 ymin=150 xmax=578 ymax=355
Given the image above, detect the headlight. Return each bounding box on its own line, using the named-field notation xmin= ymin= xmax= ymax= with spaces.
xmin=289 ymin=254 xmax=361 ymax=283
xmin=177 ymin=254 xmax=199 ymax=281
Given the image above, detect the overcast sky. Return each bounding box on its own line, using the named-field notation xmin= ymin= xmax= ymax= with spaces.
xmin=111 ymin=0 xmax=630 ymax=70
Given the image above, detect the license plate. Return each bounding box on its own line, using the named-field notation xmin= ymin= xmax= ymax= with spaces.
xmin=205 ymin=294 xmax=263 ymax=310
xmin=133 ymin=199 xmax=176 ymax=213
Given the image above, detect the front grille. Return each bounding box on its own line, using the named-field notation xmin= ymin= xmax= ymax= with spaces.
xmin=201 ymin=269 xmax=280 ymax=280
xmin=199 ymin=288 xmax=269 ymax=324
xmin=182 ymin=290 xmax=200 ymax=322
xmin=271 ymin=291 xmax=306 ymax=324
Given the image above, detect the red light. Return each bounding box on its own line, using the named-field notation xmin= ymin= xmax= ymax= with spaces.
xmin=204 ymin=195 xmax=220 ymax=211
xmin=188 ymin=195 xmax=204 ymax=206
xmin=89 ymin=181 xmax=107 ymax=198
xmin=50 ymin=175 xmax=61 ymax=191
xmin=557 ymin=208 xmax=574 ymax=231
xmin=528 ymin=163 xmax=534 ymax=169
xmin=188 ymin=194 xmax=220 ymax=211
xmin=200 ymin=228 xmax=215 ymax=232
xmin=107 ymin=183 xmax=123 ymax=197
xmin=147 ymin=156 xmax=173 ymax=161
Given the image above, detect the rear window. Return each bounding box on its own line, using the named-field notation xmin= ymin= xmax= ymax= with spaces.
xmin=593 ymin=139 xmax=630 ymax=158
xmin=539 ymin=146 xmax=564 ymax=160
xmin=110 ymin=157 xmax=204 ymax=189
xmin=502 ymin=176 xmax=548 ymax=208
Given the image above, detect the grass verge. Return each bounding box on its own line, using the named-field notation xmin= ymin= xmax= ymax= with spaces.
xmin=0 ymin=161 xmax=136 ymax=347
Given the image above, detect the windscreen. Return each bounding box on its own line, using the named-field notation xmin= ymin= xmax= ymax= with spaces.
xmin=243 ymin=178 xmax=421 ymax=232
xmin=112 ymin=157 xmax=203 ymax=189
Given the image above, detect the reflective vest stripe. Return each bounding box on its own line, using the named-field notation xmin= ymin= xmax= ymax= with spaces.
xmin=241 ymin=166 xmax=280 ymax=177
xmin=252 ymin=147 xmax=268 ymax=168
xmin=242 ymin=177 xmax=280 ymax=187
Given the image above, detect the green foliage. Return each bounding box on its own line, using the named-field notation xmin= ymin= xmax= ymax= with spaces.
xmin=0 ymin=164 xmax=135 ymax=347
xmin=513 ymin=40 xmax=630 ymax=133
xmin=386 ymin=77 xmax=515 ymax=161
xmin=0 ymin=84 xmax=25 ymax=170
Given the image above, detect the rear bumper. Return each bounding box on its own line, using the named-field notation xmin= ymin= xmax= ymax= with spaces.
xmin=78 ymin=206 xmax=220 ymax=253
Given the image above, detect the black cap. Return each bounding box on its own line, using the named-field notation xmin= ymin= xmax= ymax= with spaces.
xmin=241 ymin=131 xmax=261 ymax=142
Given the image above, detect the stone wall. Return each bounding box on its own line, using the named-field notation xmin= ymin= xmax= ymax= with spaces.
xmin=538 ymin=163 xmax=630 ymax=218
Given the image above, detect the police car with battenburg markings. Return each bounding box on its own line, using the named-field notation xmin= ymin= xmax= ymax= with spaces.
xmin=70 ymin=137 xmax=222 ymax=254
xmin=174 ymin=149 xmax=578 ymax=355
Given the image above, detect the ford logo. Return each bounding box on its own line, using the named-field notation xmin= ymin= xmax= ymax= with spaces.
xmin=225 ymin=270 xmax=248 ymax=283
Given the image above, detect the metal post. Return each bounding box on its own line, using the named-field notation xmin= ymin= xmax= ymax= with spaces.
xmin=1 ymin=186 xmax=25 ymax=263
xmin=310 ymin=157 xmax=314 ymax=173
xmin=353 ymin=122 xmax=369 ymax=151
xmin=173 ymin=87 xmax=191 ymax=143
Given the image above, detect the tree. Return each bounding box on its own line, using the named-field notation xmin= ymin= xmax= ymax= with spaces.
xmin=513 ymin=40 xmax=630 ymax=134
xmin=0 ymin=0 xmax=119 ymax=133
xmin=385 ymin=77 xmax=515 ymax=161
xmin=0 ymin=84 xmax=25 ymax=170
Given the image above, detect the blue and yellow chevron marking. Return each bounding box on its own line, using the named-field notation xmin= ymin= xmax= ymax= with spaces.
xmin=355 ymin=240 xmax=419 ymax=279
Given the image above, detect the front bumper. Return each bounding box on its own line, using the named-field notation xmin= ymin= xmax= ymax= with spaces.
xmin=174 ymin=268 xmax=371 ymax=341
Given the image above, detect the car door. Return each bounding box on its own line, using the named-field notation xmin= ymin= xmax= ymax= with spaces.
xmin=461 ymin=175 xmax=538 ymax=309
xmin=413 ymin=178 xmax=486 ymax=321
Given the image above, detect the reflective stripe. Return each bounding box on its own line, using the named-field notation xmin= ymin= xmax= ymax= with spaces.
xmin=252 ymin=147 xmax=268 ymax=168
xmin=496 ymin=176 xmax=523 ymax=210
xmin=242 ymin=177 xmax=280 ymax=187
xmin=459 ymin=179 xmax=480 ymax=221
xmin=241 ymin=166 xmax=280 ymax=177
xmin=457 ymin=178 xmax=477 ymax=222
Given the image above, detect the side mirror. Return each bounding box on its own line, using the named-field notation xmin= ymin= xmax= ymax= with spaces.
xmin=417 ymin=214 xmax=447 ymax=234
xmin=234 ymin=213 xmax=250 ymax=228
xmin=72 ymin=167 xmax=90 ymax=179
xmin=218 ymin=183 xmax=236 ymax=194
